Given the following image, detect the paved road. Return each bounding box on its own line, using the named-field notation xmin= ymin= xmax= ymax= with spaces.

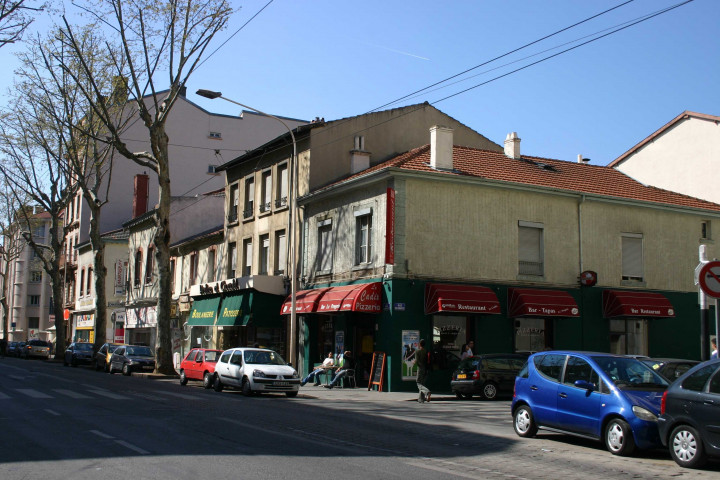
xmin=0 ymin=357 xmax=718 ymax=479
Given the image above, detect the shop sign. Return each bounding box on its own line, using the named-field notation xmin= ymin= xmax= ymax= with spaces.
xmin=401 ymin=330 xmax=420 ymax=380
xmin=115 ymin=259 xmax=126 ymax=294
xmin=76 ymin=313 xmax=95 ymax=328
xmin=335 ymin=331 xmax=344 ymax=357
xmin=125 ymin=306 xmax=157 ymax=328
xmin=385 ymin=187 xmax=395 ymax=265
xmin=393 ymin=302 xmax=406 ymax=311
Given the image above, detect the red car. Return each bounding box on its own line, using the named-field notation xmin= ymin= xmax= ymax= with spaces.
xmin=179 ymin=349 xmax=223 ymax=389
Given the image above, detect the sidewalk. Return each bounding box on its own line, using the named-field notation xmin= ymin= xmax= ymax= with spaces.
xmin=297 ymin=383 xmax=435 ymax=403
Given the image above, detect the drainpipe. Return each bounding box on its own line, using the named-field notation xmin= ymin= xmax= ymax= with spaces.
xmin=578 ymin=195 xmax=586 ymax=350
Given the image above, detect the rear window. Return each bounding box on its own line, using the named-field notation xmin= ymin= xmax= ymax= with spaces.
xmin=205 ymin=351 xmax=220 ymax=362
xmin=75 ymin=343 xmax=94 ymax=351
xmin=682 ymin=364 xmax=717 ymax=391
xmin=29 ymin=340 xmax=47 ymax=346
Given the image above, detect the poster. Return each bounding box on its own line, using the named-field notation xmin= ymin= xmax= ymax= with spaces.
xmin=334 ymin=330 xmax=344 ymax=358
xmin=402 ymin=330 xmax=420 ymax=380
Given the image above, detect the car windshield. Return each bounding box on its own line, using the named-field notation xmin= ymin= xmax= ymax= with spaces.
xmin=126 ymin=346 xmax=153 ymax=357
xmin=108 ymin=345 xmax=122 ymax=353
xmin=244 ymin=350 xmax=286 ymax=365
xmin=457 ymin=357 xmax=481 ymax=370
xmin=204 ymin=351 xmax=220 ymax=362
xmin=75 ymin=343 xmax=94 ymax=351
xmin=591 ymin=355 xmax=669 ymax=389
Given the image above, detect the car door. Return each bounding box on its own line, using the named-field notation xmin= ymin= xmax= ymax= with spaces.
xmin=215 ymin=350 xmax=233 ymax=385
xmin=530 ymin=353 xmax=566 ymax=428
xmin=112 ymin=347 xmax=125 ymax=370
xmin=556 ymin=355 xmax=603 ymax=437
xmin=226 ymin=350 xmax=244 ymax=386
xmin=192 ymin=351 xmax=206 ymax=380
xmin=184 ymin=349 xmax=198 ymax=379
xmin=696 ymin=365 xmax=720 ymax=449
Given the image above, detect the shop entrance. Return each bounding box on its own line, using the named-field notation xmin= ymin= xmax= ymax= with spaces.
xmin=514 ymin=317 xmax=554 ymax=353
xmin=609 ymin=318 xmax=648 ymax=356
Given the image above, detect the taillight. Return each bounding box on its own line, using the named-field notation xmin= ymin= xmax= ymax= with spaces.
xmin=660 ymin=391 xmax=667 ymax=414
xmin=472 ymin=370 xmax=480 ymax=380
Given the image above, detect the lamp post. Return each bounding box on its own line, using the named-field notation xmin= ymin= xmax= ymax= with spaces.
xmin=195 ymin=89 xmax=299 ymax=367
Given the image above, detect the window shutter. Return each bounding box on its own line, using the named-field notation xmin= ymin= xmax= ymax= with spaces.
xmin=622 ymin=235 xmax=643 ymax=279
xmin=518 ymin=226 xmax=543 ymax=275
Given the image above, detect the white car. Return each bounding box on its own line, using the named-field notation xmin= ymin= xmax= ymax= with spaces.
xmin=213 ymin=348 xmax=300 ymax=397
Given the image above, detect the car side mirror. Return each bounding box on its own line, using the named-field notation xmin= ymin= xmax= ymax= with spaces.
xmin=287 ymin=362 xmax=293 ymax=367
xmin=574 ymin=380 xmax=596 ymax=391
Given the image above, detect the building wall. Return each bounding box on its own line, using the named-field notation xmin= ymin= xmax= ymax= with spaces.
xmin=614 ymin=116 xmax=720 ymax=204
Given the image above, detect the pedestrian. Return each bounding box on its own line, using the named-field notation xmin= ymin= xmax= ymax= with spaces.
xmin=466 ymin=340 xmax=474 ymax=357
xmin=415 ymin=339 xmax=431 ymax=403
xmin=460 ymin=343 xmax=470 ymax=360
xmin=711 ymin=337 xmax=718 ymax=359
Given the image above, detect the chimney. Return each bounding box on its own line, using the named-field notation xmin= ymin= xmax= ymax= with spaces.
xmin=179 ymin=86 xmax=187 ymax=97
xmin=577 ymin=154 xmax=590 ymax=164
xmin=430 ymin=125 xmax=454 ymax=170
xmin=504 ymin=132 xmax=521 ymax=159
xmin=133 ymin=173 xmax=149 ymax=218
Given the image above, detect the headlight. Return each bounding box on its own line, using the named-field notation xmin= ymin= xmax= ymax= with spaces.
xmin=253 ymin=369 xmax=267 ymax=378
xmin=632 ymin=406 xmax=657 ymax=422
xmin=292 ymin=371 xmax=299 ymax=378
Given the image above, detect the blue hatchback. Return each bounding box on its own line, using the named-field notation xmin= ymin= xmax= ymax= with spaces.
xmin=512 ymin=351 xmax=669 ymax=456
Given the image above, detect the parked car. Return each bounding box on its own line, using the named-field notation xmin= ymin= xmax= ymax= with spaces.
xmin=14 ymin=341 xmax=26 ymax=357
xmin=657 ymin=358 xmax=720 ymax=468
xmin=179 ymin=348 xmax=223 ymax=389
xmin=512 ymin=351 xmax=669 ymax=456
xmin=94 ymin=343 xmax=125 ymax=372
xmin=640 ymin=358 xmax=700 ymax=382
xmin=20 ymin=339 xmax=51 ymax=359
xmin=108 ymin=345 xmax=155 ymax=375
xmin=64 ymin=342 xmax=95 ymax=366
xmin=451 ymin=353 xmax=527 ymax=400
xmin=7 ymin=341 xmax=19 ymax=356
xmin=213 ymin=347 xmax=300 ymax=397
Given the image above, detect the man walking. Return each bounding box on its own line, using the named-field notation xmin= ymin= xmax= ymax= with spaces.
xmin=416 ymin=339 xmax=431 ymax=403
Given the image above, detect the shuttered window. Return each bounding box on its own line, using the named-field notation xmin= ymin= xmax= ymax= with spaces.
xmin=518 ymin=221 xmax=544 ymax=276
xmin=317 ymin=219 xmax=333 ymax=272
xmin=622 ymin=233 xmax=643 ymax=281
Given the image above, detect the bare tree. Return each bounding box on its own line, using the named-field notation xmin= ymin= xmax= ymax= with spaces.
xmin=56 ymin=0 xmax=233 ymax=373
xmin=0 ymin=0 xmax=43 ymax=48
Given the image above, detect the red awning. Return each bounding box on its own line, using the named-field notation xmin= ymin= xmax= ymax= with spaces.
xmin=281 ymin=283 xmax=382 ymax=315
xmin=508 ymin=288 xmax=580 ymax=318
xmin=424 ymin=283 xmax=501 ymax=315
xmin=603 ymin=290 xmax=675 ymax=318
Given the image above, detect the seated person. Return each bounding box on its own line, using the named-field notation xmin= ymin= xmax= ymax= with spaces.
xmin=325 ymin=351 xmax=355 ymax=389
xmin=300 ymin=352 xmax=335 ymax=386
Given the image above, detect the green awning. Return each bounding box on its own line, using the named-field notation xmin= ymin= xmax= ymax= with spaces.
xmin=188 ymin=296 xmax=220 ymax=326
xmin=216 ymin=291 xmax=284 ymax=328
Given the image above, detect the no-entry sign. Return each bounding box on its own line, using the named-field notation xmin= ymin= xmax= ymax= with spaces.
xmin=698 ymin=260 xmax=720 ymax=298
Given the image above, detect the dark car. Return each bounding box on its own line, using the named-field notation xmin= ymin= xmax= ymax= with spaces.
xmin=94 ymin=343 xmax=125 ymax=372
xmin=109 ymin=345 xmax=155 ymax=376
xmin=64 ymin=342 xmax=95 ymax=366
xmin=20 ymin=339 xmax=51 ymax=359
xmin=512 ymin=351 xmax=669 ymax=456
xmin=657 ymin=358 xmax=720 ymax=469
xmin=641 ymin=358 xmax=700 ymax=382
xmin=179 ymin=348 xmax=222 ymax=388
xmin=451 ymin=353 xmax=527 ymax=400
xmin=7 ymin=341 xmax=19 ymax=356
xmin=14 ymin=341 xmax=26 ymax=357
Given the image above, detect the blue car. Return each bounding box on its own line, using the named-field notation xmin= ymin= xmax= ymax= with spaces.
xmin=512 ymin=351 xmax=669 ymax=456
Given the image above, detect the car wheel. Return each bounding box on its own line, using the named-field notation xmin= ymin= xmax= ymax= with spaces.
xmin=513 ymin=405 xmax=538 ymax=438
xmin=286 ymin=391 xmax=298 ymax=398
xmin=108 ymin=363 xmax=115 ymax=374
xmin=669 ymin=424 xmax=707 ymax=469
xmin=203 ymin=372 xmax=213 ymax=389
xmin=481 ymin=382 xmax=498 ymax=400
xmin=122 ymin=364 xmax=130 ymax=376
xmin=241 ymin=377 xmax=252 ymax=396
xmin=604 ymin=418 xmax=635 ymax=456
xmin=179 ymin=370 xmax=188 ymax=386
xmin=213 ymin=374 xmax=223 ymax=392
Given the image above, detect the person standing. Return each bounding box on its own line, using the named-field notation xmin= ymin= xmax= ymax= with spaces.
xmin=416 ymin=339 xmax=431 ymax=403
xmin=466 ymin=340 xmax=474 ymax=357
xmin=460 ymin=344 xmax=470 ymax=360
xmin=712 ymin=337 xmax=718 ymax=359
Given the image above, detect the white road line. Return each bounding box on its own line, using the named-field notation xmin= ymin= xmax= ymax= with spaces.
xmin=44 ymin=409 xmax=60 ymax=416
xmin=87 ymin=390 xmax=130 ymax=400
xmin=53 ymin=389 xmax=92 ymax=399
xmin=115 ymin=440 xmax=149 ymax=455
xmin=89 ymin=430 xmax=114 ymax=439
xmin=16 ymin=389 xmax=53 ymax=398
xmin=156 ymin=391 xmax=198 ymax=400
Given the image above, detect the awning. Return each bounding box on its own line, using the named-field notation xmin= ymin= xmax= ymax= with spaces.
xmin=425 ymin=283 xmax=501 ymax=315
xmin=508 ymin=288 xmax=580 ymax=318
xmin=603 ymin=290 xmax=675 ymax=318
xmin=217 ymin=291 xmax=284 ymax=327
xmin=281 ymin=283 xmax=383 ymax=315
xmin=316 ymin=283 xmax=382 ymax=313
xmin=188 ymin=296 xmax=220 ymax=326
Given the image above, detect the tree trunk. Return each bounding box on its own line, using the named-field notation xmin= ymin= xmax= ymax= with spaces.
xmin=89 ymin=208 xmax=107 ymax=348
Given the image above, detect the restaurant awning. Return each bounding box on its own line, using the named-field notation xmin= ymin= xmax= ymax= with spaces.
xmin=188 ymin=296 xmax=220 ymax=326
xmin=217 ymin=291 xmax=284 ymax=327
xmin=508 ymin=288 xmax=580 ymax=318
xmin=424 ymin=283 xmax=501 ymax=315
xmin=603 ymin=290 xmax=675 ymax=318
xmin=281 ymin=283 xmax=383 ymax=315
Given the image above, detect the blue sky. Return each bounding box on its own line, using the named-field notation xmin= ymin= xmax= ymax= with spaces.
xmin=1 ymin=0 xmax=718 ymax=165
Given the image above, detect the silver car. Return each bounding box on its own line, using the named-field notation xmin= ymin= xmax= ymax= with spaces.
xmin=20 ymin=340 xmax=50 ymax=359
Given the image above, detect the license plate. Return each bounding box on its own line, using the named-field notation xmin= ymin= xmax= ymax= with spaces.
xmin=274 ymin=381 xmax=289 ymax=386
xmin=457 ymin=374 xmax=467 ymax=379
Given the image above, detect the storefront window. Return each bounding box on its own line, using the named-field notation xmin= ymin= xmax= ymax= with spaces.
xmin=515 ymin=317 xmax=547 ymax=353
xmin=432 ymin=316 xmax=466 ymax=357
xmin=609 ymin=318 xmax=647 ymax=355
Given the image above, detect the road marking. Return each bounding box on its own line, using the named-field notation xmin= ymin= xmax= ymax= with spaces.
xmin=87 ymin=390 xmax=130 ymax=400
xmin=54 ymin=389 xmax=92 ymax=399
xmin=156 ymin=391 xmax=198 ymax=400
xmin=115 ymin=440 xmax=149 ymax=455
xmin=45 ymin=409 xmax=60 ymax=416
xmin=16 ymin=389 xmax=53 ymax=398
xmin=89 ymin=430 xmax=114 ymax=439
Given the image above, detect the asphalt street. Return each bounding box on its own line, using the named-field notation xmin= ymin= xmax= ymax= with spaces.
xmin=0 ymin=356 xmax=718 ymax=480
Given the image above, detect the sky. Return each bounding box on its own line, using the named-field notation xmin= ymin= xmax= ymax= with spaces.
xmin=1 ymin=0 xmax=718 ymax=166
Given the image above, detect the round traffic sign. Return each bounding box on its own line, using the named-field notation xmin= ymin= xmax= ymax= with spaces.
xmin=698 ymin=261 xmax=720 ymax=298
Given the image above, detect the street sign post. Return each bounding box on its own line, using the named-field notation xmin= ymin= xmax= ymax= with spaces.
xmin=699 ymin=260 xmax=720 ymax=298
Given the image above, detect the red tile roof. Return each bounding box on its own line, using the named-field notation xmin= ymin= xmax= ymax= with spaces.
xmin=322 ymin=145 xmax=720 ymax=212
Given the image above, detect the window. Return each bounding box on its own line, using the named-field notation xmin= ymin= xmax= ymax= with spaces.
xmin=243 ymin=176 xmax=254 ymax=219
xmin=145 ymin=247 xmax=154 ymax=283
xmin=208 ymin=248 xmax=216 ymax=281
xmin=33 ymin=225 xmax=45 ymax=238
xmin=534 ymin=354 xmax=566 ymax=382
xmin=259 ymin=234 xmax=270 ymax=274
xmin=87 ymin=267 xmax=93 ymax=296
xmin=518 ymin=221 xmax=544 ymax=276
xmin=275 ymin=163 xmax=288 ymax=208
xmin=563 ymin=356 xmax=599 ymax=387
xmin=209 ymin=131 xmax=221 ymax=139
xmin=354 ymin=135 xmax=365 ymax=151
xmin=80 ymin=269 xmax=86 ymax=296
xmin=170 ymin=258 xmax=176 ymax=293
xmin=274 ymin=230 xmax=286 ymax=274
xmin=28 ymin=295 xmax=40 ymax=306
xmin=242 ymin=238 xmax=253 ymax=276
xmin=681 ymin=364 xmax=716 ymax=391
xmin=189 ymin=252 xmax=199 ymax=285
xmin=621 ymin=233 xmax=643 ymax=281
xmin=228 ymin=242 xmax=237 ymax=278
xmin=317 ymin=219 xmax=333 ymax=272
xmin=260 ymin=170 xmax=272 ymax=213
xmin=134 ymin=249 xmax=143 ymax=287
xmin=30 ymin=271 xmax=42 ymax=283
xmin=609 ymin=318 xmax=648 ymax=356
xmin=228 ymin=183 xmax=239 ymax=223
xmin=28 ymin=317 xmax=39 ymax=329
xmin=355 ymin=210 xmax=372 ymax=265
xmin=702 ymin=221 xmax=712 ymax=240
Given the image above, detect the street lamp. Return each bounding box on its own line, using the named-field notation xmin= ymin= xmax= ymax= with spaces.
xmin=196 ymin=89 xmax=299 ymax=367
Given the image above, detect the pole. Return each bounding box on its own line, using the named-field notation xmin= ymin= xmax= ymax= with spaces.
xmin=697 ymin=245 xmax=710 ymax=360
